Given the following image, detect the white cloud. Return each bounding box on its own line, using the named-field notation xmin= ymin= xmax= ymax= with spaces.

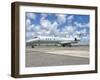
xmin=56 ymin=15 xmax=74 ymax=25
xmin=26 ymin=13 xmax=36 ymax=20
xmin=80 ymin=28 xmax=87 ymax=34
xmin=26 ymin=15 xmax=60 ymax=38
xmin=26 ymin=18 xmax=55 ymax=38
xmin=39 ymin=30 xmax=50 ymax=36
xmin=26 ymin=19 xmax=31 ymax=27
xmin=41 ymin=13 xmax=48 ymax=19
xmin=67 ymin=15 xmax=74 ymax=20
xmin=75 ymin=28 xmax=88 ymax=37
xmin=26 ymin=31 xmax=36 ymax=39
xmin=51 ymin=21 xmax=58 ymax=30
xmin=26 ymin=24 xmax=34 ymax=32
xmin=26 ymin=14 xmax=89 ymax=40
xmin=26 ymin=24 xmax=42 ymax=39
xmin=75 ymin=30 xmax=81 ymax=34
xmin=81 ymin=34 xmax=90 ymax=42
xmin=40 ymin=18 xmax=52 ymax=30
xmin=49 ymin=21 xmax=59 ymax=36
xmin=40 ymin=21 xmax=59 ymax=36
xmin=33 ymin=25 xmax=41 ymax=32
xmin=56 ymin=14 xmax=67 ymax=24
xmin=63 ymin=26 xmax=76 ymax=34
xmin=60 ymin=25 xmax=77 ymax=38
xmin=74 ymin=22 xmax=89 ymax=28
xmin=82 ymin=36 xmax=88 ymax=40
xmin=66 ymin=15 xmax=74 ymax=24
xmin=75 ymin=28 xmax=89 ymax=42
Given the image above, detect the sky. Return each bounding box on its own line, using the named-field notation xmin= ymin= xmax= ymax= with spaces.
xmin=25 ymin=12 xmax=90 ymax=44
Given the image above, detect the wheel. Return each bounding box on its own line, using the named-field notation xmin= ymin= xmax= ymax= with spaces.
xmin=31 ymin=45 xmax=34 ymax=48
xmin=61 ymin=44 xmax=66 ymax=47
xmin=68 ymin=44 xmax=72 ymax=47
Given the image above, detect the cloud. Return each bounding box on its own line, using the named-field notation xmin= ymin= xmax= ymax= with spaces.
xmin=80 ymin=28 xmax=87 ymax=34
xmin=77 ymin=28 xmax=89 ymax=37
xmin=26 ymin=18 xmax=60 ymax=38
xmin=61 ymin=25 xmax=89 ymax=42
xmin=75 ymin=28 xmax=89 ymax=43
xmin=56 ymin=15 xmax=74 ymax=25
xmin=56 ymin=14 xmax=67 ymax=24
xmin=66 ymin=15 xmax=74 ymax=24
xmin=26 ymin=24 xmax=34 ymax=32
xmin=26 ymin=13 xmax=89 ymax=43
xmin=82 ymin=35 xmax=89 ymax=40
xmin=39 ymin=21 xmax=59 ymax=36
xmin=67 ymin=15 xmax=74 ymax=20
xmin=26 ymin=31 xmax=36 ymax=39
xmin=41 ymin=13 xmax=48 ymax=19
xmin=34 ymin=25 xmax=41 ymax=32
xmin=26 ymin=13 xmax=36 ymax=20
xmin=60 ymin=25 xmax=77 ymax=38
xmin=51 ymin=21 xmax=58 ymax=30
xmin=40 ymin=18 xmax=52 ymax=30
xmin=81 ymin=34 xmax=90 ymax=44
xmin=26 ymin=13 xmax=75 ymax=38
xmin=74 ymin=22 xmax=89 ymax=28
xmin=26 ymin=19 xmax=31 ymax=26
xmin=63 ymin=26 xmax=76 ymax=34
xmin=38 ymin=30 xmax=51 ymax=36
xmin=26 ymin=24 xmax=42 ymax=39
xmin=49 ymin=21 xmax=59 ymax=36
xmin=75 ymin=30 xmax=81 ymax=34
xmin=66 ymin=26 xmax=75 ymax=32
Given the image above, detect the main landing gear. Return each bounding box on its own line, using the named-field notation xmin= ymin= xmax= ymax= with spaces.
xmin=31 ymin=45 xmax=34 ymax=48
xmin=61 ymin=44 xmax=72 ymax=47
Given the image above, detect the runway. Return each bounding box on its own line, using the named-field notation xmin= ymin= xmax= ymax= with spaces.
xmin=26 ymin=46 xmax=89 ymax=67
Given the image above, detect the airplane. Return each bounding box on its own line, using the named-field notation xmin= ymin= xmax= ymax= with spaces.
xmin=26 ymin=34 xmax=81 ymax=48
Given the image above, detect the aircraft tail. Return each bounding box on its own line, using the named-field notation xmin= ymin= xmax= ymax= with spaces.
xmin=74 ymin=33 xmax=82 ymax=41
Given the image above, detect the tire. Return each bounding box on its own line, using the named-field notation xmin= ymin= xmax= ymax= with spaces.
xmin=32 ymin=45 xmax=34 ymax=48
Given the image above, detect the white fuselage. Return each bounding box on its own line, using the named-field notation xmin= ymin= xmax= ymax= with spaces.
xmin=26 ymin=36 xmax=80 ymax=46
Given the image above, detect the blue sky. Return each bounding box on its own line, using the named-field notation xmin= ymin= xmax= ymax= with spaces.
xmin=26 ymin=12 xmax=90 ymax=44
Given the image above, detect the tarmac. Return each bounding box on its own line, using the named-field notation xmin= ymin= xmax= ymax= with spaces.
xmin=25 ymin=45 xmax=89 ymax=67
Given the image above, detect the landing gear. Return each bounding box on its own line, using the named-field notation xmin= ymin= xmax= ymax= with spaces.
xmin=61 ymin=44 xmax=72 ymax=47
xmin=68 ymin=44 xmax=72 ymax=47
xmin=31 ymin=45 xmax=34 ymax=48
xmin=61 ymin=44 xmax=66 ymax=47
